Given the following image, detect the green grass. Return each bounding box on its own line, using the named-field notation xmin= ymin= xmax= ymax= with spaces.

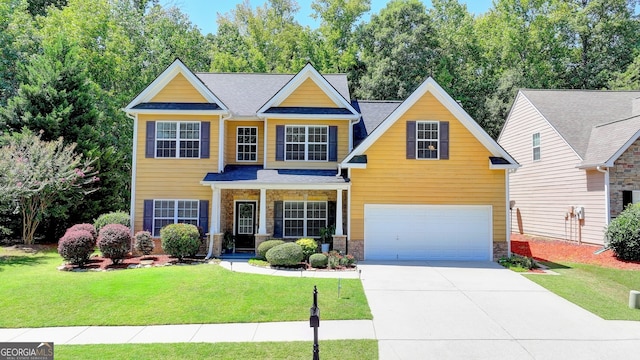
xmin=0 ymin=248 xmax=371 ymax=328
xmin=55 ymin=340 xmax=378 ymax=360
xmin=525 ymin=262 xmax=640 ymax=320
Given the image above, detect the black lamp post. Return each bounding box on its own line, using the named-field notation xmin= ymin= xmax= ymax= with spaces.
xmin=310 ymin=285 xmax=320 ymax=360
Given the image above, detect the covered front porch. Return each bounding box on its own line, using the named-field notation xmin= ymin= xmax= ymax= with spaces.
xmin=200 ymin=165 xmax=350 ymax=258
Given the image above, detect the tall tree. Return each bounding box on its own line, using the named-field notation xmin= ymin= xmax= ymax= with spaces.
xmin=354 ymin=0 xmax=438 ymax=100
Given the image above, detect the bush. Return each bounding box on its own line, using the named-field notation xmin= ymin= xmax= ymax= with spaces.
xmin=58 ymin=230 xmax=95 ymax=266
xmin=265 ymin=242 xmax=304 ymax=266
xmin=134 ymin=231 xmax=154 ymax=256
xmin=161 ymin=223 xmax=201 ymax=260
xmin=605 ymin=203 xmax=640 ymax=261
xmin=97 ymin=224 xmax=131 ymax=264
xmin=94 ymin=211 xmax=130 ymax=232
xmin=296 ymin=238 xmax=318 ymax=260
xmin=257 ymin=239 xmax=285 ymax=260
xmin=309 ymin=253 xmax=328 ymax=268
xmin=67 ymin=223 xmax=97 ymax=241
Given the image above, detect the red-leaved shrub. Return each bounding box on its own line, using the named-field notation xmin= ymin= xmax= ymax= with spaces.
xmin=68 ymin=223 xmax=97 ymax=241
xmin=97 ymin=224 xmax=131 ymax=264
xmin=58 ymin=230 xmax=95 ymax=266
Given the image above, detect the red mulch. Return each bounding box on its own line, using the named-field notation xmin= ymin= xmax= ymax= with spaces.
xmin=511 ymin=234 xmax=640 ymax=270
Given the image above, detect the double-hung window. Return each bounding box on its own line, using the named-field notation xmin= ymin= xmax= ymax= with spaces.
xmin=152 ymin=200 xmax=199 ymax=236
xmin=156 ymin=122 xmax=200 ymax=158
xmin=285 ymin=126 xmax=328 ymax=161
xmin=283 ymin=201 xmax=327 ymax=237
xmin=237 ymin=127 xmax=258 ymax=162
xmin=532 ymin=132 xmax=541 ymax=161
xmin=416 ymin=121 xmax=439 ymax=159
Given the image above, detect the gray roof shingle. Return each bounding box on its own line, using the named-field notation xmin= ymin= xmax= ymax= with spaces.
xmin=581 ymin=115 xmax=640 ymax=166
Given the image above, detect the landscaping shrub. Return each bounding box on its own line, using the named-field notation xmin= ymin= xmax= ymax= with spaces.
xmin=327 ymin=251 xmax=342 ymax=269
xmin=257 ymin=239 xmax=285 ymax=260
xmin=295 ymin=238 xmax=318 ymax=260
xmin=498 ymin=255 xmax=536 ymax=271
xmin=94 ymin=211 xmax=130 ymax=232
xmin=161 ymin=223 xmax=200 ymax=260
xmin=309 ymin=253 xmax=328 ymax=268
xmin=67 ymin=223 xmax=97 ymax=241
xmin=605 ymin=203 xmax=640 ymax=261
xmin=134 ymin=231 xmax=154 ymax=256
xmin=58 ymin=230 xmax=95 ymax=266
xmin=265 ymin=242 xmax=304 ymax=266
xmin=97 ymin=224 xmax=131 ymax=264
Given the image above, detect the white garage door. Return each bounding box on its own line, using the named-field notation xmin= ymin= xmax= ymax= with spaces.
xmin=364 ymin=204 xmax=492 ymax=261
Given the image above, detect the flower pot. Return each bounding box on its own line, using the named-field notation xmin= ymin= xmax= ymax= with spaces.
xmin=321 ymin=243 xmax=330 ymax=253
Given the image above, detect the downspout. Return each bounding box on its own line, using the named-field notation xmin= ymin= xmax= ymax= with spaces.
xmin=596 ymin=166 xmax=611 ymax=227
xmin=506 ymin=169 xmax=512 ymax=258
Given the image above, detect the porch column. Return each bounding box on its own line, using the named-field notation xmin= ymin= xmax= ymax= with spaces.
xmin=207 ymin=185 xmax=223 ymax=258
xmin=335 ymin=188 xmax=344 ymax=235
xmin=258 ymin=188 xmax=267 ymax=234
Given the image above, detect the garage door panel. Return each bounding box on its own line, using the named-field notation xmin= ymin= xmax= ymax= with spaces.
xmin=364 ymin=204 xmax=492 ymax=261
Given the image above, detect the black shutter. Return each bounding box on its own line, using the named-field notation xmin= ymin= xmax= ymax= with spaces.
xmin=406 ymin=121 xmax=416 ymax=159
xmin=145 ymin=121 xmax=156 ymax=158
xmin=327 ymin=201 xmax=336 ymax=228
xmin=200 ymin=122 xmax=210 ymax=159
xmin=273 ymin=201 xmax=283 ymax=238
xmin=143 ymin=200 xmax=154 ymax=234
xmin=623 ymin=191 xmax=633 ymax=210
xmin=328 ymin=126 xmax=338 ymax=161
xmin=199 ymin=200 xmax=209 ymax=233
xmin=440 ymin=121 xmax=449 ymax=160
xmin=276 ymin=125 xmax=285 ymax=161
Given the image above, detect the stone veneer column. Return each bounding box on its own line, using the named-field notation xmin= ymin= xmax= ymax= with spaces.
xmin=213 ymin=233 xmax=224 ymax=257
xmin=350 ymin=240 xmax=364 ymax=260
xmin=493 ymin=241 xmax=509 ymax=261
xmin=332 ymin=235 xmax=347 ymax=254
xmin=254 ymin=234 xmax=272 ymax=253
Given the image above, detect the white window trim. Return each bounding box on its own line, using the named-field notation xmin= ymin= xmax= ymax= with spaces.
xmin=152 ymin=199 xmax=200 ymax=236
xmin=532 ymin=132 xmax=541 ymax=161
xmin=155 ymin=121 xmax=201 ymax=159
xmin=416 ymin=121 xmax=440 ymax=160
xmin=284 ymin=125 xmax=329 ymax=162
xmin=283 ymin=200 xmax=328 ymax=238
xmin=236 ymin=126 xmax=258 ymax=162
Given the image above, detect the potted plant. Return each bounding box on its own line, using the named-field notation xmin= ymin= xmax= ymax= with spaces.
xmin=223 ymin=230 xmax=235 ymax=254
xmin=319 ymin=225 xmax=335 ymax=253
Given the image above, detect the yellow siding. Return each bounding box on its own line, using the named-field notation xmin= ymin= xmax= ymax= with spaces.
xmin=279 ymin=78 xmax=338 ymax=107
xmin=151 ymin=73 xmax=207 ymax=103
xmin=349 ymin=92 xmax=506 ymax=243
xmin=265 ymin=118 xmax=350 ymax=169
xmin=133 ymin=114 xmax=219 ymax=234
xmin=224 ymin=121 xmax=265 ymax=166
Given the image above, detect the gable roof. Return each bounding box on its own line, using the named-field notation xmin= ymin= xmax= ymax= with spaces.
xmin=256 ymin=63 xmax=359 ymax=119
xmin=342 ymin=77 xmax=518 ymax=168
xmin=580 ymin=115 xmax=640 ymax=168
xmin=352 ymin=100 xmax=402 ymax=146
xmin=124 ymin=59 xmax=228 ymax=113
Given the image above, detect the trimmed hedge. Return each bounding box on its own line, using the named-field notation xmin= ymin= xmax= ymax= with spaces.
xmin=265 ymin=242 xmax=304 ymax=266
xmin=605 ymin=203 xmax=640 ymax=261
xmin=58 ymin=230 xmax=95 ymax=266
xmin=97 ymin=224 xmax=131 ymax=264
xmin=309 ymin=253 xmax=328 ymax=268
xmin=94 ymin=211 xmax=130 ymax=232
xmin=295 ymin=238 xmax=318 ymax=260
xmin=257 ymin=239 xmax=285 ymax=260
xmin=161 ymin=223 xmax=200 ymax=260
xmin=134 ymin=231 xmax=154 ymax=256
xmin=67 ymin=223 xmax=97 ymax=241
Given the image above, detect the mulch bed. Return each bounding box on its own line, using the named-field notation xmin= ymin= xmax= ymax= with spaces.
xmin=511 ymin=233 xmax=640 ymax=270
xmin=82 ymin=254 xmax=176 ymax=270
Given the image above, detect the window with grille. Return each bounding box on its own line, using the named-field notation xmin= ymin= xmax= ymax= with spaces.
xmin=416 ymin=121 xmax=439 ymax=159
xmin=236 ymin=127 xmax=258 ymax=162
xmin=283 ymin=201 xmax=327 ymax=237
xmin=156 ymin=122 xmax=200 ymax=158
xmin=285 ymin=126 xmax=328 ymax=161
xmin=152 ymin=200 xmax=199 ymax=236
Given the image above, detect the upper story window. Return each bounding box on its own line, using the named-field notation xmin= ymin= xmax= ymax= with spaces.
xmin=237 ymin=127 xmax=258 ymax=162
xmin=285 ymin=125 xmax=328 ymax=161
xmin=532 ymin=132 xmax=541 ymax=161
xmin=152 ymin=200 xmax=199 ymax=236
xmin=416 ymin=121 xmax=439 ymax=159
xmin=156 ymin=121 xmax=200 ymax=158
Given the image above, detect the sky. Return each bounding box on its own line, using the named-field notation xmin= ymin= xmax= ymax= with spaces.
xmin=160 ymin=0 xmax=494 ymax=36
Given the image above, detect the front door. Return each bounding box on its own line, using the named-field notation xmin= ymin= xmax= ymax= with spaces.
xmin=235 ymin=201 xmax=256 ymax=252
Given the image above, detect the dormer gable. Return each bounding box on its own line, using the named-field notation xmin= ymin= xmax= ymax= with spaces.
xmin=124 ymin=58 xmax=228 ymax=114
xmin=257 ymin=63 xmax=359 ymax=119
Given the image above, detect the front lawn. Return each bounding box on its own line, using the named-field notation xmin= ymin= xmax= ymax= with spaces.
xmin=55 ymin=340 xmax=378 ymax=360
xmin=0 ymin=248 xmax=371 ymax=328
xmin=525 ymin=262 xmax=640 ymax=321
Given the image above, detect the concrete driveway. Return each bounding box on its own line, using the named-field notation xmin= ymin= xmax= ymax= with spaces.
xmin=358 ymin=261 xmax=640 ymax=360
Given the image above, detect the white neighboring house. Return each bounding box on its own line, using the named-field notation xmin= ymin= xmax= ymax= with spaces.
xmin=498 ymin=90 xmax=640 ymax=245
